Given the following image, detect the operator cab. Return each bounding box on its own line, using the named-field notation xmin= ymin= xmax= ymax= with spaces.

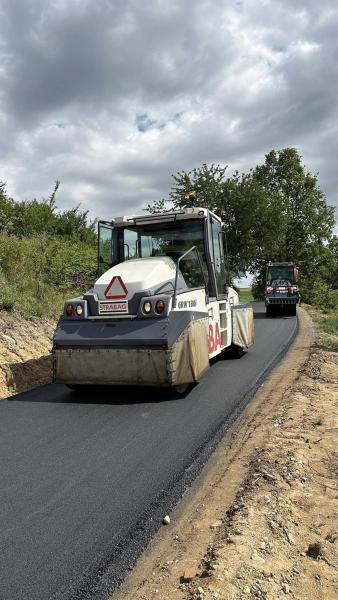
xmin=266 ymin=262 xmax=299 ymax=286
xmin=98 ymin=207 xmax=229 ymax=300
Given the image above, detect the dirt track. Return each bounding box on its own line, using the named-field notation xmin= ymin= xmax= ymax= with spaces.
xmin=117 ymin=307 xmax=338 ymax=600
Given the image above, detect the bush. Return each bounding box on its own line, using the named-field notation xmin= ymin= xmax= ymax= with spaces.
xmin=0 ymin=182 xmax=96 ymax=243
xmin=301 ymin=277 xmax=338 ymax=311
xmin=327 ymin=288 xmax=338 ymax=311
xmin=0 ymin=286 xmax=15 ymax=311
xmin=0 ymin=232 xmax=97 ymax=317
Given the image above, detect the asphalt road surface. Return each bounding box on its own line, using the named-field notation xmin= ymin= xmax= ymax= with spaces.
xmin=0 ymin=303 xmax=297 ymax=600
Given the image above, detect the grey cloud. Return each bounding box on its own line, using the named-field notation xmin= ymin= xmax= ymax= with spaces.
xmin=0 ymin=0 xmax=337 ymax=226
xmin=0 ymin=0 xmax=236 ymax=124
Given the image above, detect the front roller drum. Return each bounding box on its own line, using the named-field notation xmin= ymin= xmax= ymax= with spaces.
xmin=53 ymin=319 xmax=210 ymax=390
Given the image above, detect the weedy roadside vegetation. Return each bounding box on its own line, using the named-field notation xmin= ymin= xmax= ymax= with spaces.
xmin=318 ymin=312 xmax=338 ymax=335
xmin=0 ymin=182 xmax=96 ymax=317
xmin=307 ymin=303 xmax=338 ymax=352
xmin=0 ymin=233 xmax=96 ymax=316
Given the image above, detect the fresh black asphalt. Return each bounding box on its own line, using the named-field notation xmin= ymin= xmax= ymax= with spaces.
xmin=0 ymin=303 xmax=297 ymax=600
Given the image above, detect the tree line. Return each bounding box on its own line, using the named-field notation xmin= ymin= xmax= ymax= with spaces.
xmin=0 ymin=181 xmax=96 ymax=244
xmin=0 ymin=147 xmax=337 ymax=316
xmin=147 ymin=148 xmax=337 ymax=309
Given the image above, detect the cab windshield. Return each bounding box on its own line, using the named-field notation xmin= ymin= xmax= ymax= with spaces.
xmin=118 ymin=220 xmax=205 ymax=262
xmin=267 ymin=266 xmax=295 ymax=284
xmin=118 ymin=219 xmax=208 ymax=289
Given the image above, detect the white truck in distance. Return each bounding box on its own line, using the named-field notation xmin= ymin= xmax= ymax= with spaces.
xmin=53 ymin=207 xmax=255 ymax=392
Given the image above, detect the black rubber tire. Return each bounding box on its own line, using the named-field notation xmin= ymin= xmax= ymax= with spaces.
xmin=267 ymin=305 xmax=276 ymax=317
xmin=288 ymin=304 xmax=297 ymax=316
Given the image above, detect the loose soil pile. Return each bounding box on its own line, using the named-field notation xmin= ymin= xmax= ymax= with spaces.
xmin=0 ymin=311 xmax=55 ymax=399
xmin=117 ymin=308 xmax=338 ymax=600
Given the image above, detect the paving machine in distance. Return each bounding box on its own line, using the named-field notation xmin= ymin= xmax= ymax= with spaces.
xmin=53 ymin=206 xmax=255 ymax=392
xmin=265 ymin=261 xmax=300 ymax=317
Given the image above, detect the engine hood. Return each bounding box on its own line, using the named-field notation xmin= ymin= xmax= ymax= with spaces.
xmin=94 ymin=257 xmax=180 ymax=300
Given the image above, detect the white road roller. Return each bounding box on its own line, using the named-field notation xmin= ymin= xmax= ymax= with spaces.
xmin=53 ymin=206 xmax=255 ymax=392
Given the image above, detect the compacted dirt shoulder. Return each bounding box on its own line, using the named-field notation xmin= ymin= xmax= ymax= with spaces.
xmin=117 ymin=307 xmax=338 ymax=600
xmin=0 ymin=311 xmax=55 ymax=399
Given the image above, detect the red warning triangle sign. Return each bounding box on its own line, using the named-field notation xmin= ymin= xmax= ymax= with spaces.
xmin=104 ymin=276 xmax=128 ymax=299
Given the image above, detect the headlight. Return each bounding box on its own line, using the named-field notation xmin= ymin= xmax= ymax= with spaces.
xmin=76 ymin=304 xmax=83 ymax=316
xmin=143 ymin=301 xmax=152 ymax=314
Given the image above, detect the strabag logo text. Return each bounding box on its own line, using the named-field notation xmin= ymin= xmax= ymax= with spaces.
xmin=99 ymin=301 xmax=128 ymax=314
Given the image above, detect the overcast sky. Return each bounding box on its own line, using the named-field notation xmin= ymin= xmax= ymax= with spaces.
xmin=0 ymin=0 xmax=337 ymax=229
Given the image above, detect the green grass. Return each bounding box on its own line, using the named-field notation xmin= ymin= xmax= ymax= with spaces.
xmin=319 ymin=314 xmax=338 ymax=351
xmin=310 ymin=305 xmax=338 ymax=351
xmin=239 ymin=288 xmax=254 ymax=303
xmin=0 ymin=281 xmax=84 ymax=318
xmin=318 ymin=313 xmax=338 ymax=335
xmin=323 ymin=338 xmax=338 ymax=352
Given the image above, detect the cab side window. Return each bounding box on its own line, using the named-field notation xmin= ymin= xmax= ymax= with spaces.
xmin=210 ymin=216 xmax=225 ymax=296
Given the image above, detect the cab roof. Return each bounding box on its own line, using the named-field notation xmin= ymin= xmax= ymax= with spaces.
xmin=267 ymin=262 xmax=295 ymax=266
xmin=112 ymin=207 xmax=222 ymax=227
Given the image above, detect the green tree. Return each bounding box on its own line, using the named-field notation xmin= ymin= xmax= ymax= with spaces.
xmin=147 ymin=149 xmax=336 ymax=306
xmin=0 ymin=181 xmax=96 ymax=243
xmin=252 ymin=148 xmax=336 ymax=299
xmin=165 ymin=163 xmax=283 ymax=276
xmin=326 ymin=236 xmax=338 ymax=289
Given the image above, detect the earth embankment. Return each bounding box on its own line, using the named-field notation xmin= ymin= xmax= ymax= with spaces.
xmin=0 ymin=312 xmax=55 ymax=399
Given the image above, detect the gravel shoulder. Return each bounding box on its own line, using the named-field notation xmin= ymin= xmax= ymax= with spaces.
xmin=0 ymin=311 xmax=55 ymax=399
xmin=116 ymin=307 xmax=338 ymax=600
